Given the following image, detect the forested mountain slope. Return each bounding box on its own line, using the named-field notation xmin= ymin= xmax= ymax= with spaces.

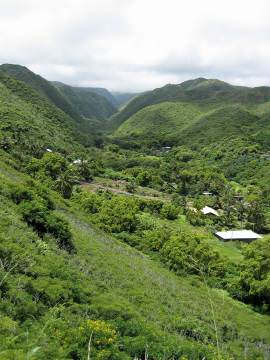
xmin=0 ymin=71 xmax=87 ymax=154
xmin=110 ymin=77 xmax=270 ymax=130
xmin=113 ymin=78 xmax=270 ymax=150
xmin=53 ymin=81 xmax=117 ymax=119
xmin=0 ymin=64 xmax=81 ymax=121
xmin=0 ymin=64 xmax=117 ymax=122
xmin=1 ymin=66 xmax=270 ymax=359
xmin=115 ymin=101 xmax=203 ymax=143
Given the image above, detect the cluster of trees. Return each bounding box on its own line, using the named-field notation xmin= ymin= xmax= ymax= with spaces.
xmin=1 ymin=180 xmax=74 ymax=253
xmin=0 ymin=180 xmax=232 ymax=359
xmin=72 ymin=190 xmax=180 ymax=235
xmin=25 ymin=152 xmax=102 ymax=198
xmin=72 ymin=186 xmax=270 ymax=313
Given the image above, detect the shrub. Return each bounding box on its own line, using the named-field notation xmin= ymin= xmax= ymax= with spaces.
xmin=161 ymin=231 xmax=225 ymax=277
xmin=8 ymin=184 xmax=33 ymax=204
xmin=45 ymin=214 xmax=74 ymax=253
xmin=125 ymin=181 xmax=136 ymax=194
xmin=19 ymin=199 xmax=49 ymax=235
xmin=19 ymin=199 xmax=74 ymax=253
xmin=26 ymin=152 xmax=68 ymax=180
xmin=160 ymin=203 xmax=179 ymax=220
xmin=95 ymin=196 xmax=139 ymax=233
xmin=78 ymin=192 xmax=103 ymax=214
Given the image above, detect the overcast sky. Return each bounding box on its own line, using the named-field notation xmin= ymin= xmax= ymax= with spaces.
xmin=0 ymin=0 xmax=269 ymax=91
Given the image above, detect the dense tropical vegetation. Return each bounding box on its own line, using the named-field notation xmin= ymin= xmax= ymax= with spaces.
xmin=1 ymin=65 xmax=270 ymax=359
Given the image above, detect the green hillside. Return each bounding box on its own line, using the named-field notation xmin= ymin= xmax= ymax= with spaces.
xmin=0 ymin=64 xmax=117 ymax=123
xmin=115 ymin=102 xmax=203 ymax=144
xmin=1 ymin=67 xmax=270 ymax=359
xmin=53 ymin=81 xmax=117 ymax=119
xmin=0 ymin=70 xmax=86 ymax=155
xmin=1 ymin=155 xmax=270 ymax=359
xmin=178 ymin=105 xmax=260 ymax=148
xmin=79 ymin=86 xmax=118 ymax=107
xmin=0 ymin=64 xmax=81 ymax=121
xmin=110 ymin=78 xmax=270 ymax=130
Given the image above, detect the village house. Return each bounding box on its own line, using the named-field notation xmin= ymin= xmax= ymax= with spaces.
xmin=215 ymin=230 xmax=262 ymax=242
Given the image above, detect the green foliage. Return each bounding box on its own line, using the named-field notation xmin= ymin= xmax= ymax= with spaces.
xmin=237 ymin=238 xmax=270 ymax=309
xmin=115 ymin=102 xmax=202 ymax=145
xmin=53 ymin=81 xmax=117 ymax=119
xmin=26 ymin=152 xmax=68 ymax=180
xmin=19 ymin=199 xmax=74 ymax=253
xmin=2 ymin=66 xmax=270 ymax=359
xmin=111 ymin=77 xmax=270 ymax=131
xmin=97 ymin=195 xmax=138 ymax=233
xmin=74 ymin=159 xmax=94 ymax=181
xmin=54 ymin=170 xmax=78 ymax=198
xmin=160 ymin=202 xmax=179 ymax=220
xmin=160 ymin=231 xmax=225 ymax=277
xmin=125 ymin=181 xmax=136 ymax=193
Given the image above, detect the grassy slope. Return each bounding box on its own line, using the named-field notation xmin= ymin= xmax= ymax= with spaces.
xmin=1 ymin=158 xmax=270 ymax=358
xmin=66 ymin=210 xmax=270 ymax=356
xmin=115 ymin=101 xmax=263 ymax=148
xmin=0 ymin=64 xmax=81 ymax=121
xmin=0 ymin=72 xmax=84 ymax=154
xmin=178 ymin=105 xmax=260 ymax=148
xmin=0 ymin=64 xmax=116 ymax=140
xmin=111 ymin=78 xmax=270 ymax=137
xmin=115 ymin=102 xmax=203 ymax=142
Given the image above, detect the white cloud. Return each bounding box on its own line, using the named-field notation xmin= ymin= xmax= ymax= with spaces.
xmin=0 ymin=0 xmax=269 ymax=91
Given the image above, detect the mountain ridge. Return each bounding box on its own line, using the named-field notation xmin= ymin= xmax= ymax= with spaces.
xmin=109 ymin=77 xmax=270 ymax=130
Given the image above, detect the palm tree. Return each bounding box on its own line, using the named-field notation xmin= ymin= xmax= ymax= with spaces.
xmin=54 ymin=170 xmax=78 ymax=198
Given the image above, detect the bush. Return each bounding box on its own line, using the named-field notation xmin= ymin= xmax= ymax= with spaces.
xmin=19 ymin=199 xmax=74 ymax=253
xmin=19 ymin=200 xmax=49 ymax=235
xmin=125 ymin=181 xmax=136 ymax=193
xmin=8 ymin=184 xmax=33 ymax=204
xmin=95 ymin=196 xmax=139 ymax=233
xmin=75 ymin=192 xmax=103 ymax=214
xmin=161 ymin=231 xmax=225 ymax=277
xmin=160 ymin=203 xmax=179 ymax=220
xmin=236 ymin=238 xmax=270 ymax=309
xmin=26 ymin=152 xmax=68 ymax=180
xmin=45 ymin=214 xmax=74 ymax=253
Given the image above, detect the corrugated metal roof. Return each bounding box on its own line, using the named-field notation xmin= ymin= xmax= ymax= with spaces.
xmin=215 ymin=230 xmax=262 ymax=240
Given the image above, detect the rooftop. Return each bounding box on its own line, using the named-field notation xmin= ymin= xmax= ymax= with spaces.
xmin=215 ymin=230 xmax=262 ymax=240
xmin=201 ymin=206 xmax=219 ymax=216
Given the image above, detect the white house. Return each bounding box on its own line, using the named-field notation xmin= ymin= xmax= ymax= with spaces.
xmin=201 ymin=206 xmax=219 ymax=216
xmin=215 ymin=230 xmax=262 ymax=242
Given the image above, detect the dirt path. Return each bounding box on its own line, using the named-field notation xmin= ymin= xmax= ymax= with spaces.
xmin=81 ymin=181 xmax=170 ymax=203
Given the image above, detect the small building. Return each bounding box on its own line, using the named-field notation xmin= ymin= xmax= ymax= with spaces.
xmin=215 ymin=230 xmax=262 ymax=242
xmin=201 ymin=206 xmax=219 ymax=216
xmin=162 ymin=146 xmax=171 ymax=153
